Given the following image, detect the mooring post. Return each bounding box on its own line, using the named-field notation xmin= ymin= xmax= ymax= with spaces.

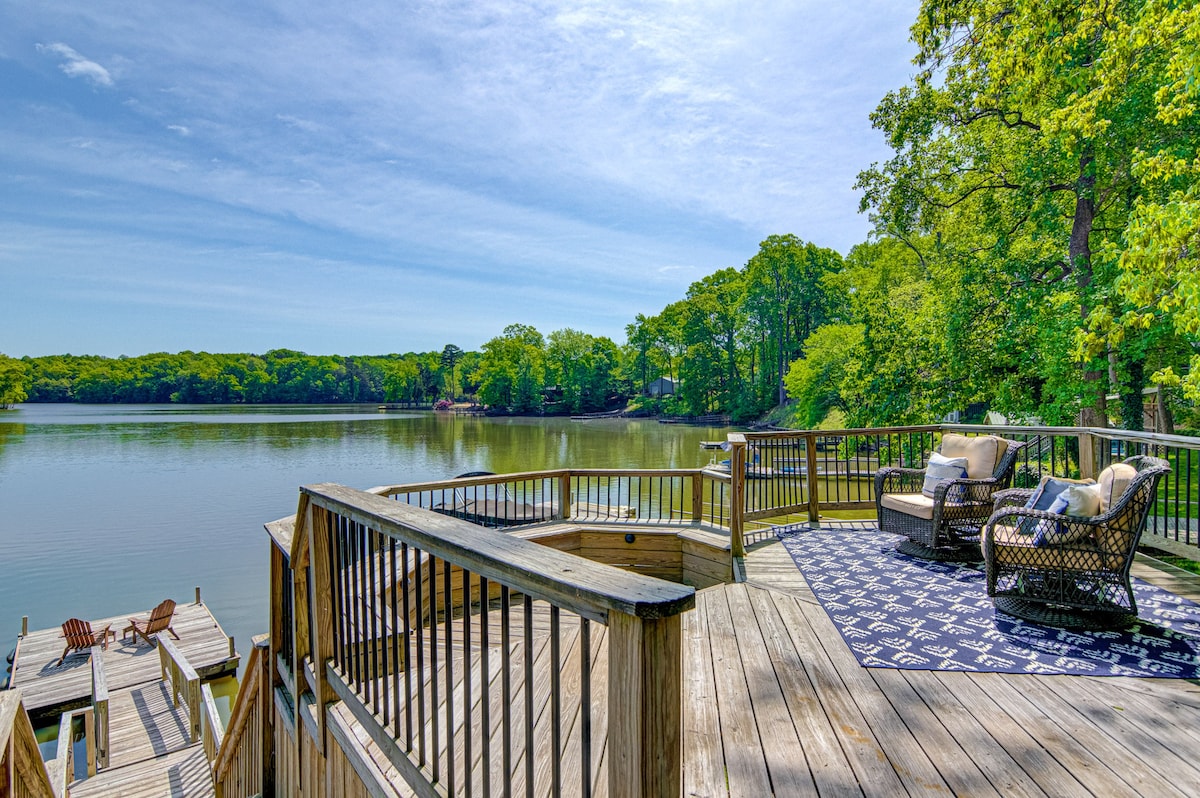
xmin=195 ymin=586 xmax=202 ymax=605
xmin=21 ymin=615 xmax=28 ymax=636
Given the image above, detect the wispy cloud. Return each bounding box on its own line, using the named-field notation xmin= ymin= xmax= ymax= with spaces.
xmin=35 ymin=42 xmax=113 ymax=86
xmin=2 ymin=1 xmax=919 ymax=357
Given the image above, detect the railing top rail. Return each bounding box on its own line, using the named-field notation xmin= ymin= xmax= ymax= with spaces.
xmin=369 ymin=469 xmax=570 ymax=495
xmin=157 ymin=635 xmax=200 ymax=683
xmin=942 ymin=423 xmax=1200 ymax=448
xmin=369 ymin=467 xmax=712 ymax=496
xmin=741 ymin=425 xmax=941 ymax=440
xmin=302 ymin=482 xmax=696 ymax=623
xmin=744 ymin=423 xmax=1200 ymax=450
xmin=0 ymin=689 xmax=19 ymax=749
xmin=266 ymin=517 xmax=293 ymax=555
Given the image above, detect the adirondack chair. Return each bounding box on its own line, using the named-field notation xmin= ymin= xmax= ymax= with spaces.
xmin=122 ymin=599 xmax=180 ymax=647
xmin=57 ymin=618 xmax=115 ymax=665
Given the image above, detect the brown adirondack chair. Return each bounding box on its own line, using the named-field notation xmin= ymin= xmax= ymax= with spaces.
xmin=58 ymin=618 xmax=115 ymax=665
xmin=122 ymin=599 xmax=180 ymax=647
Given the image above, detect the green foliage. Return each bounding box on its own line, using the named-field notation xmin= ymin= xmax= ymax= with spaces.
xmin=0 ymin=354 xmax=29 ymax=408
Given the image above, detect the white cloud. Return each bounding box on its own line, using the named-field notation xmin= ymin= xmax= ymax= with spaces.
xmin=167 ymin=124 xmax=190 ymax=136
xmin=36 ymin=42 xmax=113 ymax=87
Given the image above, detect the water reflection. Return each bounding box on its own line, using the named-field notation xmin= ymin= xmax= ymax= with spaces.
xmin=0 ymin=404 xmax=731 ymax=680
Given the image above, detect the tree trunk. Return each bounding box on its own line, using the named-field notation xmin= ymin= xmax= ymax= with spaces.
xmin=1072 ymin=150 xmax=1107 ymax=428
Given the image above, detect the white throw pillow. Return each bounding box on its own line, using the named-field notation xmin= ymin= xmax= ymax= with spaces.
xmin=1061 ymin=483 xmax=1102 ymax=518
xmin=922 ymin=452 xmax=969 ymax=498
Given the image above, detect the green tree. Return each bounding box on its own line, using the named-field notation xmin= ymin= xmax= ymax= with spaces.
xmin=477 ymin=324 xmax=546 ymax=412
xmin=859 ymin=0 xmax=1197 ymax=426
xmin=0 ymin=354 xmax=29 ymax=408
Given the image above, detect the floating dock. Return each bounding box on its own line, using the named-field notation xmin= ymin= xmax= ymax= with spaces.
xmin=9 ymin=597 xmax=239 ymax=724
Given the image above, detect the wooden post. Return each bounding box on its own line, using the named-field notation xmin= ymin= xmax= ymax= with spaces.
xmin=1078 ymin=431 xmax=1098 ymax=480
xmin=195 ymin=586 xmax=202 ymax=605
xmin=254 ymin=636 xmax=275 ymax=798
xmin=21 ymin=616 xmax=27 ymax=636
xmin=558 ymin=471 xmax=572 ymax=520
xmin=306 ymin=501 xmax=337 ymax=756
xmin=91 ymin=647 xmax=109 ymax=770
xmin=607 ymin=611 xmax=683 ymax=798
xmin=729 ymin=436 xmax=747 ymax=558
xmin=805 ymin=432 xmax=820 ymax=523
xmin=83 ymin=707 xmax=97 ymax=777
xmin=691 ymin=471 xmax=705 ymax=523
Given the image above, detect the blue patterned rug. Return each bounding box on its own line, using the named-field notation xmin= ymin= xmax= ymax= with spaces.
xmin=776 ymin=523 xmax=1200 ymax=677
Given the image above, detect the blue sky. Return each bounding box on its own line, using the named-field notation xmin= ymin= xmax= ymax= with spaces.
xmin=1 ymin=1 xmax=917 ymax=357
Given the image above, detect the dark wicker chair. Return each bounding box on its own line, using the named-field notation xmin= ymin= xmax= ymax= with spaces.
xmin=876 ymin=434 xmax=1027 ymax=561
xmin=982 ymin=455 xmax=1170 ymax=629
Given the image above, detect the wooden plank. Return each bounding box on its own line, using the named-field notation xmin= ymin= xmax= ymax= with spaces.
xmin=931 ymin=671 xmax=1091 ymax=797
xmin=867 ymin=668 xmax=1002 ymax=797
xmin=742 ymin=586 xmax=862 ymax=797
xmin=723 ymin=583 xmax=818 ymax=796
xmin=681 ymin=585 xmax=726 ymax=798
xmin=1001 ymin=674 xmax=1194 ymax=797
xmin=66 ymin=744 xmax=214 ymax=798
xmin=767 ymin=591 xmax=910 ymax=796
xmin=702 ymin=583 xmax=772 ymax=796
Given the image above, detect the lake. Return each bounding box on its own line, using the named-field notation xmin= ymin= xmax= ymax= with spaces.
xmin=0 ymin=404 xmax=731 ymax=668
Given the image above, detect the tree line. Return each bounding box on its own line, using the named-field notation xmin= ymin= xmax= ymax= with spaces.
xmin=3 ymin=2 xmax=1198 ymax=429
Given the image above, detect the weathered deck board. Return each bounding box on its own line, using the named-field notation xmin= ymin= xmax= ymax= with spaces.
xmin=66 ymin=744 xmax=213 ymax=798
xmin=10 ymin=601 xmax=238 ymax=721
xmin=333 ymin=532 xmax=1200 ymax=797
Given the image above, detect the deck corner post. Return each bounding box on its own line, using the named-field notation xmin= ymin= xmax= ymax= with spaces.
xmin=805 ymin=431 xmax=820 ymax=522
xmin=559 ymin=470 xmax=572 ymax=520
xmin=607 ymin=610 xmax=683 ymax=798
xmin=729 ymin=436 xmax=747 ymax=558
xmin=691 ymin=471 xmax=704 ymax=523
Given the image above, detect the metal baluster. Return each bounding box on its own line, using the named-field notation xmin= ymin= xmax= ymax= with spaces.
xmin=390 ymin=538 xmax=401 ymax=739
xmin=358 ymin=522 xmax=371 ymax=702
xmin=524 ymin=595 xmax=534 ymax=798
xmin=368 ymin=527 xmax=381 ymax=717
xmin=580 ymin=618 xmax=591 ymax=798
xmin=550 ymin=606 xmax=561 ymax=797
xmin=415 ymin=546 xmax=426 ymax=766
xmin=431 ymin=556 xmax=441 ymax=783
xmin=481 ymin=577 xmax=491 ymax=798
xmin=402 ymin=542 xmax=412 ymax=751
xmin=463 ymin=570 xmax=473 ymax=798
xmin=445 ymin=556 xmax=455 ymax=795
xmin=501 ymin=586 xmax=512 ymax=798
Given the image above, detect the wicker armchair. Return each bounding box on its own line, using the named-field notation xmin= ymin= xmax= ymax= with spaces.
xmin=876 ymin=434 xmax=1027 ymax=560
xmin=982 ymin=455 xmax=1170 ymax=629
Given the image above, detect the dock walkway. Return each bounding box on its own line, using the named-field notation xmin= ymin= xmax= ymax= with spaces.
xmin=10 ymin=600 xmax=238 ymax=722
xmin=8 ymin=598 xmax=239 ymax=797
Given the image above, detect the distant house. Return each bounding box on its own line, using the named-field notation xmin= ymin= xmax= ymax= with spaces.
xmin=646 ymin=377 xmax=676 ymax=397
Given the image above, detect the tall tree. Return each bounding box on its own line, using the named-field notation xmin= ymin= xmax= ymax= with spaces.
xmin=859 ymin=0 xmax=1192 ymax=426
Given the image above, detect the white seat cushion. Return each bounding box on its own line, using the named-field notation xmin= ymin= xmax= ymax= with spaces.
xmin=881 ymin=492 xmax=936 ymax=521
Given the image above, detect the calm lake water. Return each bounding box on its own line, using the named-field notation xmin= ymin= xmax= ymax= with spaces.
xmin=0 ymin=404 xmax=731 ymax=670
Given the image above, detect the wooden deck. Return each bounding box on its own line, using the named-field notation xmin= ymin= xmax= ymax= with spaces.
xmin=9 ymin=600 xmax=239 ymax=723
xmin=341 ymin=528 xmax=1200 ymax=797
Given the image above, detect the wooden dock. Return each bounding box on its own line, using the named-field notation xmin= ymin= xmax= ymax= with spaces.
xmin=10 ymin=599 xmax=239 ymax=723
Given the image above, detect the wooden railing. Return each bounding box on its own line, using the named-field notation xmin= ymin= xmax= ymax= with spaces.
xmin=729 ymin=424 xmax=1200 ymax=552
xmin=158 ymin=635 xmax=203 ymax=744
xmin=291 ymin=483 xmax=695 ymax=797
xmin=371 ymin=468 xmax=733 ymax=531
xmin=0 ymin=690 xmax=56 ymax=798
xmin=211 ymin=637 xmax=271 ymax=798
xmin=90 ymin=645 xmax=109 ymax=771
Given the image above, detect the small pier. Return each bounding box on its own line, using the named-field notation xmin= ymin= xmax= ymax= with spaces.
xmin=5 ymin=595 xmax=239 ymax=798
xmin=10 ymin=596 xmax=239 ymax=723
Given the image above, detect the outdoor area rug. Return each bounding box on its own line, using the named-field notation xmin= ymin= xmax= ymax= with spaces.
xmin=775 ymin=523 xmax=1200 ymax=677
